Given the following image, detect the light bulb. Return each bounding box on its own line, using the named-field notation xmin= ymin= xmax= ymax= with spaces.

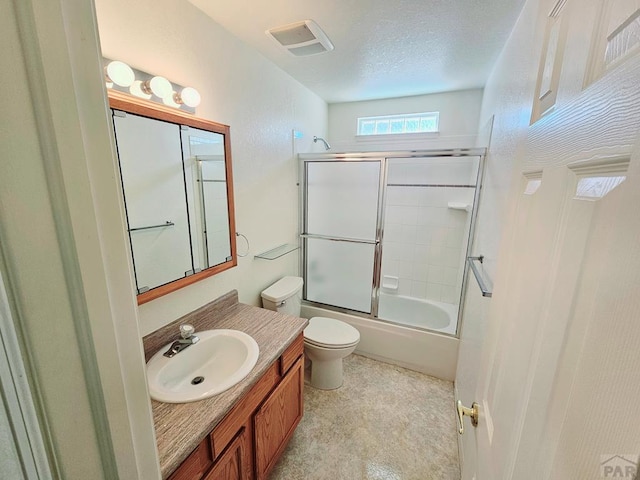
xmin=163 ymin=91 xmax=181 ymax=108
xmin=105 ymin=61 xmax=135 ymax=87
xmin=180 ymin=87 xmax=201 ymax=107
xmin=130 ymin=80 xmax=152 ymax=99
xmin=147 ymin=76 xmax=173 ymax=99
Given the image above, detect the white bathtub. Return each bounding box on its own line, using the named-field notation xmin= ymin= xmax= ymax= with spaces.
xmin=377 ymin=293 xmax=458 ymax=335
xmin=301 ymin=302 xmax=460 ymax=381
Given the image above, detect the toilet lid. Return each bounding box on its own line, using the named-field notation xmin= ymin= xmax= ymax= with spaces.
xmin=304 ymin=317 xmax=360 ymax=347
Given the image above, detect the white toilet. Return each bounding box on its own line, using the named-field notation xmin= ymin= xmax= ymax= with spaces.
xmin=261 ymin=276 xmax=360 ymax=390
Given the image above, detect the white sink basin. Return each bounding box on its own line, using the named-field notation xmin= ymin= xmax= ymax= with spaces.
xmin=147 ymin=329 xmax=259 ymax=403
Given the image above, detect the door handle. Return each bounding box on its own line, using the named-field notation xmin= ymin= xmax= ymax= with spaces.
xmin=456 ymin=400 xmax=479 ymax=434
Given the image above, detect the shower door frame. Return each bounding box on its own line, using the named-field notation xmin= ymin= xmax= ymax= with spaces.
xmin=298 ymin=148 xmax=486 ymax=337
xmin=300 ymin=157 xmax=388 ymax=317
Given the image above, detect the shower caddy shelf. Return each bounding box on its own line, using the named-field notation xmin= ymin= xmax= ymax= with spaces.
xmin=447 ymin=202 xmax=471 ymax=212
xmin=254 ymin=243 xmax=299 ymax=260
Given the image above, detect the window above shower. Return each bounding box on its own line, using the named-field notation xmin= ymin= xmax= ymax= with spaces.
xmin=356 ymin=112 xmax=440 ymax=136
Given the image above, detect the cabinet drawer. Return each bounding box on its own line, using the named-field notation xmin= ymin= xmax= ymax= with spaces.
xmin=280 ymin=333 xmax=303 ymax=376
xmin=168 ymin=436 xmax=213 ymax=480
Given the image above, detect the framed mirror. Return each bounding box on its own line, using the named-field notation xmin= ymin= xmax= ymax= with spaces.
xmin=108 ymin=90 xmax=236 ymax=304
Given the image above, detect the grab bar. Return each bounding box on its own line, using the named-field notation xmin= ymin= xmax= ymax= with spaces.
xmin=129 ymin=221 xmax=174 ymax=232
xmin=467 ymin=256 xmax=493 ymax=298
xmin=300 ymin=233 xmax=379 ymax=245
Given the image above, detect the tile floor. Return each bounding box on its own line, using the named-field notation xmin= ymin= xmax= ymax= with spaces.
xmin=269 ymin=354 xmax=460 ymax=480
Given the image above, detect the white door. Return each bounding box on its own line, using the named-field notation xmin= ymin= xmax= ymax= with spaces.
xmin=456 ymin=0 xmax=640 ymax=479
xmin=462 ymin=148 xmax=640 ymax=480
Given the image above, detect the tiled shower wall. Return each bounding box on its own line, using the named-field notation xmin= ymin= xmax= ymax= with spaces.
xmin=381 ymin=159 xmax=477 ymax=304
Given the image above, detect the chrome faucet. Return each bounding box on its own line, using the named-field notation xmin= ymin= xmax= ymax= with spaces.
xmin=163 ymin=324 xmax=199 ymax=358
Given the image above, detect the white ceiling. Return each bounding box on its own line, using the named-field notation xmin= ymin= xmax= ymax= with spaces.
xmin=189 ymin=0 xmax=526 ymax=104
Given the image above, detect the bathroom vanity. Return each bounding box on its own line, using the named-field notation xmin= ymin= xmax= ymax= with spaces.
xmin=143 ymin=291 xmax=308 ymax=479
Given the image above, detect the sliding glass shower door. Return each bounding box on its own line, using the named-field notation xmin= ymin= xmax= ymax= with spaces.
xmin=303 ymin=160 xmax=382 ymax=313
xmin=300 ymin=150 xmax=485 ymax=337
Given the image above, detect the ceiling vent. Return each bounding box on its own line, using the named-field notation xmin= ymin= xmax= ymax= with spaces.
xmin=266 ymin=20 xmax=334 ymax=57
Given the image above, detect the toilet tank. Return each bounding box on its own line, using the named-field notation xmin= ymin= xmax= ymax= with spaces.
xmin=261 ymin=276 xmax=303 ymax=316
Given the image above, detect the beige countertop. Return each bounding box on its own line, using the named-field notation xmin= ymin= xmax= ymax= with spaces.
xmin=142 ymin=290 xmax=308 ymax=478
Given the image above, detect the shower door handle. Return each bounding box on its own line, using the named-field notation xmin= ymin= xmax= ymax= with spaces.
xmin=456 ymin=400 xmax=479 ymax=434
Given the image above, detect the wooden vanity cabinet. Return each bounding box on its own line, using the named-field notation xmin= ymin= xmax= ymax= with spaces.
xmin=169 ymin=334 xmax=304 ymax=480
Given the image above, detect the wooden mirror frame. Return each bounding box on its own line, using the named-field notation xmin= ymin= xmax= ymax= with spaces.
xmin=108 ymin=90 xmax=237 ymax=305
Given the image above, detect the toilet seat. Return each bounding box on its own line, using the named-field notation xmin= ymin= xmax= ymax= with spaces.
xmin=304 ymin=337 xmax=359 ymax=349
xmin=304 ymin=317 xmax=360 ymax=349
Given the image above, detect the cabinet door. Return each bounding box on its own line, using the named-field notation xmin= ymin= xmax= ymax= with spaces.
xmin=168 ymin=437 xmax=213 ymax=480
xmin=204 ymin=428 xmax=250 ymax=480
xmin=254 ymin=357 xmax=304 ymax=480
xmin=113 ymin=111 xmax=193 ymax=292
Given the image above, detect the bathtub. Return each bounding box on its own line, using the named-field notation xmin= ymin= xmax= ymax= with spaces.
xmin=301 ymin=300 xmax=460 ymax=381
xmin=377 ymin=292 xmax=458 ymax=335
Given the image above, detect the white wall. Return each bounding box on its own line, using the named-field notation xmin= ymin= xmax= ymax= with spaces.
xmin=94 ymin=0 xmax=328 ymax=335
xmin=328 ymin=89 xmax=484 ymax=151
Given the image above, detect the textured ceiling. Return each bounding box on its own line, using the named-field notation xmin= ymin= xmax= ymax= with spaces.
xmin=188 ymin=0 xmax=526 ymax=103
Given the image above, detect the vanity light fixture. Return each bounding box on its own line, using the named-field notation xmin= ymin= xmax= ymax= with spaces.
xmin=103 ymin=58 xmax=200 ymax=113
xmin=129 ymin=80 xmax=152 ymax=100
xmin=141 ymin=76 xmax=173 ymax=99
xmin=105 ymin=60 xmax=135 ymax=87
xmin=163 ymin=91 xmax=182 ymax=108
xmin=175 ymin=87 xmax=202 ymax=108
